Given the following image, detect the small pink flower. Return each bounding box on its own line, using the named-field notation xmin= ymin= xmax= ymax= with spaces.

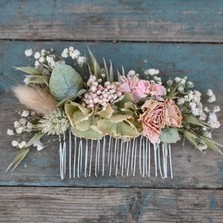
xmin=120 ymin=75 xmax=151 ymax=103
xmin=150 ymin=84 xmax=166 ymax=98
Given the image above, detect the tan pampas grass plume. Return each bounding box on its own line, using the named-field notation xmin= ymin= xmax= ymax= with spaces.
xmin=13 ymin=85 xmax=57 ymax=115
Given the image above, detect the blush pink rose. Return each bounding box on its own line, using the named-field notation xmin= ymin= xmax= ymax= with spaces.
xmin=120 ymin=75 xmax=151 ymax=103
xmin=150 ymin=84 xmax=166 ymax=98
xmin=165 ymin=99 xmax=182 ymax=128
xmin=139 ymin=99 xmax=166 ymax=144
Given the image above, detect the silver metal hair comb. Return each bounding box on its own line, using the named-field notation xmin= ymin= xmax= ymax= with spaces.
xmin=58 ymin=129 xmax=173 ymax=180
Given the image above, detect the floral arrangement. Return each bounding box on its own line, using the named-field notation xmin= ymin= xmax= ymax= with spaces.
xmin=6 ymin=47 xmax=222 ymax=172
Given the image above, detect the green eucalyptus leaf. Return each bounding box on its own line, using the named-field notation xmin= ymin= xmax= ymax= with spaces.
xmin=160 ymin=128 xmax=181 ymax=143
xmin=15 ymin=67 xmax=42 ymax=75
xmin=49 ymin=64 xmax=83 ymax=101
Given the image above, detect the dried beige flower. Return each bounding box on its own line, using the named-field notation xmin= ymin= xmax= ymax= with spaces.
xmin=13 ymin=85 xmax=57 ymax=115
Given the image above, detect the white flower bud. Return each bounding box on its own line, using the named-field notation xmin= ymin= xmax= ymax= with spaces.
xmin=7 ymin=129 xmax=14 ymax=136
xmin=25 ymin=48 xmax=33 ymax=57
xmin=12 ymin=140 xmax=18 ymax=147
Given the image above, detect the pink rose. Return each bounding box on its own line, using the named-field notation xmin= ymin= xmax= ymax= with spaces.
xmin=139 ymin=99 xmax=166 ymax=144
xmin=131 ymin=80 xmax=151 ymax=102
xmin=165 ymin=99 xmax=182 ymax=128
xmin=150 ymin=84 xmax=166 ymax=98
xmin=120 ymin=75 xmax=151 ymax=103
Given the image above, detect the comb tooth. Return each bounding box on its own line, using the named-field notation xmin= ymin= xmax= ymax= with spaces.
xmin=77 ymin=138 xmax=82 ymax=178
xmin=59 ymin=135 xmax=63 ymax=180
xmin=133 ymin=138 xmax=137 ymax=177
xmin=158 ymin=143 xmax=164 ymax=178
xmin=69 ymin=129 xmax=72 ymax=178
xmin=109 ymin=138 xmax=113 ymax=176
xmin=113 ymin=138 xmax=118 ymax=168
xmin=84 ymin=139 xmax=88 ymax=178
xmin=73 ymin=136 xmax=77 ymax=178
xmin=95 ymin=140 xmax=99 ymax=177
xmin=130 ymin=138 xmax=135 ymax=176
xmin=115 ymin=139 xmax=119 ymax=176
xmin=107 ymin=136 xmax=112 ymax=165
xmin=169 ymin=144 xmax=173 ymax=178
xmin=124 ymin=141 xmax=129 ymax=175
xmin=154 ymin=143 xmax=158 ymax=177
xmin=80 ymin=138 xmax=83 ymax=175
xmin=89 ymin=139 xmax=93 ymax=177
xmin=144 ymin=137 xmax=147 ymax=176
xmin=98 ymin=140 xmax=101 ymax=174
xmin=162 ymin=143 xmax=168 ymax=178
xmin=142 ymin=137 xmax=146 ymax=177
xmin=126 ymin=140 xmax=131 ymax=176
xmin=147 ymin=138 xmax=151 ymax=177
xmin=102 ymin=137 xmax=106 ymax=176
xmin=121 ymin=140 xmax=125 ymax=176
xmin=139 ymin=136 xmax=143 ymax=176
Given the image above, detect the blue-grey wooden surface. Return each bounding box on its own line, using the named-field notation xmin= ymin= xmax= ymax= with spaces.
xmin=0 ymin=1 xmax=223 ymax=222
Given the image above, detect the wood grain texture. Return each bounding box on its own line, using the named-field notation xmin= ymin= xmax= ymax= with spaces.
xmin=1 ymin=0 xmax=223 ymax=42
xmin=0 ymin=187 xmax=222 ymax=223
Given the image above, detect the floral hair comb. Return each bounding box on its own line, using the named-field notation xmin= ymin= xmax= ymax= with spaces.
xmin=6 ymin=47 xmax=222 ymax=180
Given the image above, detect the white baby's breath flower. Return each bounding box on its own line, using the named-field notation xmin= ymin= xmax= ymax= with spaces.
xmin=208 ymin=94 xmax=216 ymax=103
xmin=199 ymin=112 xmax=207 ymax=121
xmin=23 ymin=76 xmax=32 ymax=85
xmin=33 ymin=140 xmax=44 ymax=151
xmin=19 ymin=118 xmax=27 ymax=125
xmin=213 ymin=106 xmax=220 ymax=113
xmin=27 ymin=122 xmax=33 ymax=129
xmin=177 ymin=98 xmax=185 ymax=105
xmin=41 ymin=49 xmax=46 ymax=55
xmin=174 ymin=77 xmax=181 ymax=83
xmin=39 ymin=56 xmax=45 ymax=63
xmin=204 ymin=107 xmax=210 ymax=113
xmin=7 ymin=129 xmax=14 ymax=136
xmin=21 ymin=110 xmax=29 ymax=117
xmin=61 ymin=48 xmax=69 ymax=58
xmin=14 ymin=121 xmax=20 ymax=128
xmin=18 ymin=141 xmax=26 ymax=149
xmin=31 ymin=111 xmax=36 ymax=116
xmin=77 ymin=56 xmax=87 ymax=66
xmin=16 ymin=127 xmax=23 ymax=134
xmin=25 ymin=48 xmax=33 ymax=57
xmin=70 ymin=49 xmax=80 ymax=59
xmin=34 ymin=52 xmax=41 ymax=59
xmin=128 ymin=70 xmax=136 ymax=76
xmin=207 ymin=89 xmax=214 ymax=96
xmin=208 ymin=113 xmax=220 ymax=128
xmin=69 ymin=46 xmax=74 ymax=52
xmin=12 ymin=140 xmax=18 ymax=147
xmin=187 ymin=81 xmax=194 ymax=88
xmin=167 ymin=80 xmax=173 ymax=86
xmin=145 ymin=68 xmax=159 ymax=76
xmin=34 ymin=60 xmax=40 ymax=67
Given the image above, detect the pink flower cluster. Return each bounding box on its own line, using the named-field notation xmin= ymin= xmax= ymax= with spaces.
xmin=83 ymin=75 xmax=123 ymax=108
xmin=119 ymin=71 xmax=166 ymax=103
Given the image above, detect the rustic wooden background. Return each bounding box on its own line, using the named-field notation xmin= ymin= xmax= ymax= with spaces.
xmin=0 ymin=0 xmax=223 ymax=222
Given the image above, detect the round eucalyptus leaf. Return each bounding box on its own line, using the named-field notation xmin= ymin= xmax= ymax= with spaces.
xmin=49 ymin=64 xmax=83 ymax=101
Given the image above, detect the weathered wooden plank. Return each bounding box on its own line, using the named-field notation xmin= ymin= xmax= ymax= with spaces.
xmin=0 ymin=187 xmax=222 ymax=223
xmin=1 ymin=94 xmax=223 ymax=188
xmin=0 ymin=41 xmax=223 ymax=187
xmin=1 ymin=0 xmax=223 ymax=42
xmin=1 ymin=41 xmax=223 ymax=93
